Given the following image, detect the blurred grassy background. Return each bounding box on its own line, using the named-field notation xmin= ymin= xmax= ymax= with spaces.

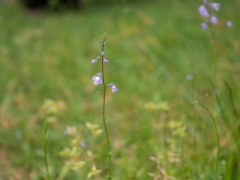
xmin=0 ymin=0 xmax=240 ymax=179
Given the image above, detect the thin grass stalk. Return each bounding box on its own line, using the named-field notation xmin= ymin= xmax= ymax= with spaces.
xmin=192 ymin=102 xmax=219 ymax=180
xmin=44 ymin=119 xmax=51 ymax=180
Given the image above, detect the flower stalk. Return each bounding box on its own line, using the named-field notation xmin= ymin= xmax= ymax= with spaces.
xmin=100 ymin=35 xmax=112 ymax=180
xmin=91 ymin=33 xmax=117 ymax=180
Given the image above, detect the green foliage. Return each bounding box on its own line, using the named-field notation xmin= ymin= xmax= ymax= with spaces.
xmin=83 ymin=0 xmax=150 ymax=6
xmin=0 ymin=0 xmax=240 ymax=179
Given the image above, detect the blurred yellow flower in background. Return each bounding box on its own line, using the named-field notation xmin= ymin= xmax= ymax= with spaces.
xmin=144 ymin=101 xmax=169 ymax=111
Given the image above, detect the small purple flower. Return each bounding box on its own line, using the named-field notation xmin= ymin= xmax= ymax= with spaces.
xmin=203 ymin=0 xmax=208 ymax=4
xmin=80 ymin=141 xmax=87 ymax=148
xmin=64 ymin=129 xmax=68 ymax=135
xmin=91 ymin=59 xmax=97 ymax=64
xmin=186 ymin=74 xmax=193 ymax=81
xmin=201 ymin=22 xmax=208 ymax=31
xmin=210 ymin=16 xmax=218 ymax=24
xmin=104 ymin=59 xmax=109 ymax=63
xmin=108 ymin=83 xmax=118 ymax=92
xmin=215 ymin=89 xmax=220 ymax=95
xmin=226 ymin=21 xmax=233 ymax=27
xmin=210 ymin=2 xmax=220 ymax=11
xmin=198 ymin=5 xmax=210 ymax=17
xmin=92 ymin=73 xmax=102 ymax=85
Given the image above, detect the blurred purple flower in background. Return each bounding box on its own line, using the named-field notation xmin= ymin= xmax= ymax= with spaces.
xmin=198 ymin=1 xmax=232 ymax=31
xmin=203 ymin=0 xmax=208 ymax=4
xmin=92 ymin=59 xmax=97 ymax=64
xmin=210 ymin=2 xmax=220 ymax=11
xmin=186 ymin=74 xmax=193 ymax=81
xmin=226 ymin=21 xmax=233 ymax=27
xmin=201 ymin=22 xmax=208 ymax=31
xmin=210 ymin=16 xmax=218 ymax=24
xmin=104 ymin=59 xmax=109 ymax=63
xmin=198 ymin=5 xmax=210 ymax=17
xmin=215 ymin=90 xmax=220 ymax=95
xmin=64 ymin=129 xmax=68 ymax=135
xmin=80 ymin=141 xmax=87 ymax=148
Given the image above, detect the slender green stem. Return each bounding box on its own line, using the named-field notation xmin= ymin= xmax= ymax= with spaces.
xmin=192 ymin=102 xmax=219 ymax=180
xmin=207 ymin=6 xmax=218 ymax=79
xmin=224 ymin=81 xmax=239 ymax=119
xmin=57 ymin=164 xmax=69 ymax=180
xmin=101 ymin=35 xmax=112 ymax=180
xmin=44 ymin=119 xmax=51 ymax=180
xmin=209 ymin=29 xmax=218 ymax=78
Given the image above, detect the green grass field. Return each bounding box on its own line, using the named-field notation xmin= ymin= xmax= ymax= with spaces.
xmin=0 ymin=0 xmax=240 ymax=179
